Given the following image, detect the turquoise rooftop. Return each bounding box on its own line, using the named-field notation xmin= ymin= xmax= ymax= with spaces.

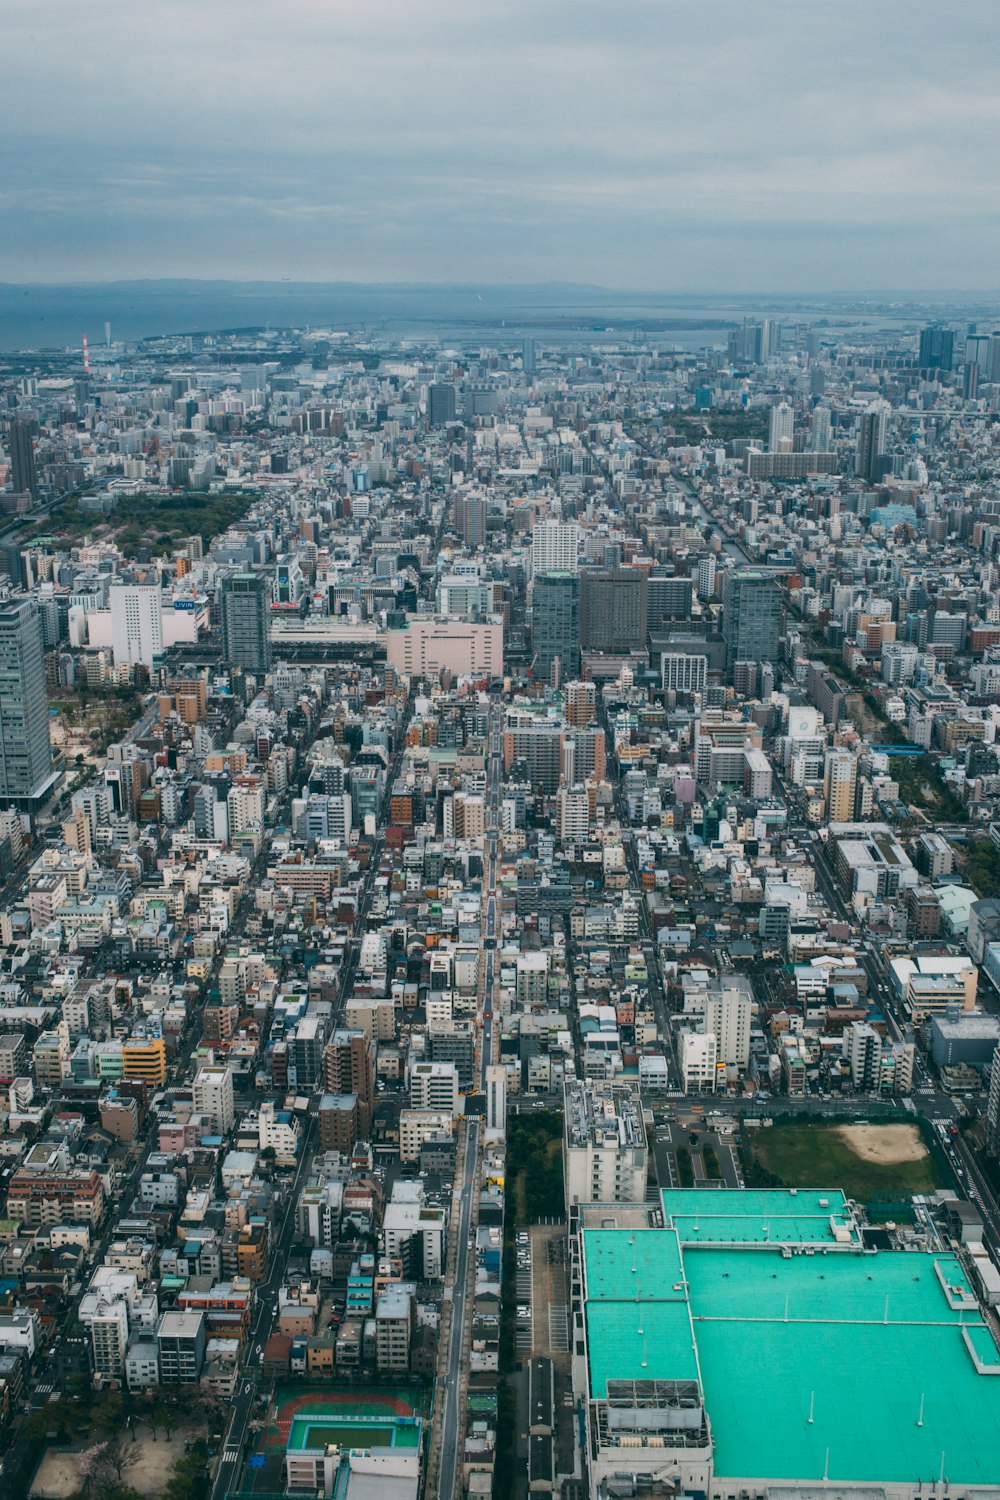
xmin=580 ymin=1188 xmax=1000 ymax=1485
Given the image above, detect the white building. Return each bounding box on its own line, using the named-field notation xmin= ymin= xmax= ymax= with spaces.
xmin=109 ymin=582 xmax=163 ymax=669
xmin=557 ymin=784 xmax=590 ymax=842
xmin=192 ymin=1065 xmax=235 ymax=1134
xmin=679 ymin=1028 xmax=718 ymax=1093
xmin=258 ymin=1101 xmax=302 ymax=1163
xmin=706 ymin=977 xmax=753 ymax=1070
xmin=563 ymin=1079 xmax=647 ymax=1208
xmin=408 ymin=1060 xmax=460 ymax=1115
xmin=531 ymin=519 xmax=580 ymax=575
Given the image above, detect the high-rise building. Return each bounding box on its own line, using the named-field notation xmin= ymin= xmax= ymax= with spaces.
xmin=109 ymin=582 xmax=163 ymax=669
xmin=563 ymin=1080 xmax=647 ymax=1207
xmin=856 ymin=401 xmax=890 ymax=484
xmin=825 ymin=748 xmax=858 ymax=823
xmin=323 ymin=1029 xmax=376 ymax=1134
xmin=706 ymin=977 xmax=753 ymax=1070
xmin=647 ymin=574 xmax=693 ymax=625
xmin=810 ymin=405 xmax=831 ymax=453
xmin=768 ymin=401 xmax=794 ymax=451
xmin=918 ymin=325 xmax=955 ymax=372
xmin=531 ymin=519 xmax=580 ymax=575
xmin=721 ymin=570 xmax=784 ymax=679
xmin=457 ymin=493 xmax=487 ymax=549
xmin=9 ymin=418 xmax=39 ymax=502
xmin=221 ymin=572 xmax=272 ymax=674
xmin=522 ymin=337 xmax=536 ymax=375
xmin=696 ymin=554 xmax=717 ymax=600
xmin=0 ymin=595 xmax=53 ymax=801
xmin=532 ymin=571 xmax=580 ymax=685
xmin=579 ymin=567 xmax=647 ymax=654
xmin=428 ymin=383 xmax=457 ymax=426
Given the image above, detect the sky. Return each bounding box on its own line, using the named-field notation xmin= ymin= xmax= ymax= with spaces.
xmin=2 ymin=0 xmax=998 ymax=291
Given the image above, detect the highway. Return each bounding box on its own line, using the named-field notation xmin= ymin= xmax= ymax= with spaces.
xmin=436 ymin=1118 xmax=480 ymax=1500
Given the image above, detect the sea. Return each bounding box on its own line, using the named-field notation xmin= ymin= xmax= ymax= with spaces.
xmin=0 ymin=281 xmax=994 ymax=355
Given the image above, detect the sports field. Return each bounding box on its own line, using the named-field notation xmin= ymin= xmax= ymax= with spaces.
xmin=751 ymin=1122 xmax=944 ymax=1201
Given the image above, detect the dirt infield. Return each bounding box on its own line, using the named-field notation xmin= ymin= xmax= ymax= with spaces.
xmin=836 ymin=1122 xmax=928 ymax=1165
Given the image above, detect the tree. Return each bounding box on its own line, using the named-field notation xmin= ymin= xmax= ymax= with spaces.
xmin=93 ymin=1392 xmax=125 ymax=1436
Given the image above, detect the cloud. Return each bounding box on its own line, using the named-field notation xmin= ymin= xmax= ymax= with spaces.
xmin=1 ymin=0 xmax=998 ymax=287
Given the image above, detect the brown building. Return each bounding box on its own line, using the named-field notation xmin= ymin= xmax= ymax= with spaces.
xmin=323 ymin=1030 xmax=375 ymax=1134
xmin=318 ymin=1093 xmax=360 ymax=1153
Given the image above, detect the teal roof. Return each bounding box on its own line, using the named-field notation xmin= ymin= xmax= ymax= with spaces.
xmin=581 ymin=1191 xmax=1000 ymax=1486
xmin=662 ymin=1186 xmax=858 ymax=1245
xmin=583 ymin=1228 xmax=684 ymax=1300
xmin=587 ymin=1299 xmax=697 ymax=1397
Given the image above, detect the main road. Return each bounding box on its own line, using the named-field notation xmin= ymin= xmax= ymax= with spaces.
xmin=210 ymin=1114 xmax=315 ymax=1500
xmin=437 ymin=1118 xmax=481 ymax=1500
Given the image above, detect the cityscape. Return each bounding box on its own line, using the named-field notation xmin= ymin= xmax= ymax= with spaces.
xmin=0 ymin=302 xmax=998 ymax=1500
xmin=4 ymin=3 xmax=1000 ymax=1500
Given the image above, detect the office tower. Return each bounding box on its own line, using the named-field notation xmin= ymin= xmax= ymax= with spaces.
xmin=918 ymin=325 xmax=955 ymax=372
xmin=964 ymin=362 xmax=979 ymax=401
xmin=810 ymin=405 xmax=831 ymax=453
xmin=109 ymin=582 xmax=163 ymax=669
xmin=768 ymin=401 xmax=794 ymax=451
xmin=987 ymin=1050 xmax=1000 ymax=1155
xmin=221 ymin=572 xmax=272 ymax=674
xmin=966 ymin=334 xmax=990 ymax=370
xmin=486 ymin=1064 xmax=507 ymax=1137
xmin=428 ymin=383 xmax=457 ymax=426
xmin=0 ymin=595 xmax=53 ymax=800
xmin=721 ymin=569 xmax=784 ymax=679
xmin=647 ymin=574 xmax=693 ymax=625
xmin=9 ymin=418 xmax=39 ymax=502
xmin=855 ymin=401 xmax=890 ymax=484
xmin=579 ymin=567 xmax=647 ymax=653
xmin=532 ymin=571 xmax=580 ymax=685
xmin=696 ymin=554 xmax=717 ymax=601
xmin=531 ymin=519 xmax=580 ymax=575
xmin=563 ymin=1080 xmax=647 ymax=1207
xmin=522 ymin=337 xmax=536 ymax=375
xmin=988 ymin=334 xmax=1000 ymax=385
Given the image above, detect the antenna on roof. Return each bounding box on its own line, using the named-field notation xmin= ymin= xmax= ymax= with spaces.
xmin=939 ymin=1453 xmax=946 ymax=1487
xmin=823 ymin=1448 xmax=829 ymax=1484
xmin=917 ymin=1393 xmax=924 ymax=1428
xmin=808 ymin=1391 xmax=814 ymax=1425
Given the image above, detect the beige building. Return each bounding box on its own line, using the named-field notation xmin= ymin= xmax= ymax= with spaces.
xmin=385 ymin=616 xmax=502 ymax=680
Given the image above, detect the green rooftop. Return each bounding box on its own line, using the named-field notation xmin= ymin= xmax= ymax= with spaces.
xmin=580 ymin=1188 xmax=1000 ymax=1486
xmin=662 ymin=1187 xmax=858 ymax=1245
xmin=586 ymin=1299 xmax=697 ymax=1397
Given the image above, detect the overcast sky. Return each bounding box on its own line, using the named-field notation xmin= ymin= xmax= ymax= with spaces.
xmin=2 ymin=0 xmax=997 ymax=290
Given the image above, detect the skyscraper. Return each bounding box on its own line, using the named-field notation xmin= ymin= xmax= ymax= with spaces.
xmin=918 ymin=325 xmax=955 ymax=372
xmin=532 ymin=571 xmax=580 ymax=685
xmin=9 ymin=418 xmax=39 ymax=503
xmin=428 ymin=383 xmax=457 ymax=426
xmin=721 ymin=569 xmax=784 ymax=680
xmin=768 ymin=401 xmax=794 ymax=451
xmin=579 ymin=567 xmax=647 ymax=654
xmin=855 ymin=401 xmax=890 ymax=484
xmin=0 ymin=595 xmax=53 ymax=801
xmin=221 ymin=573 xmax=272 ymax=674
xmin=810 ymin=405 xmax=831 ymax=453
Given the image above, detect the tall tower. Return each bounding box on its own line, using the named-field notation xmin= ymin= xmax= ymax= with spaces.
xmin=722 ymin=570 xmax=784 ymax=681
xmin=811 ymin=406 xmax=831 ymax=453
xmin=221 ymin=573 xmax=272 ymax=675
xmin=9 ymin=418 xmax=39 ymax=503
xmin=428 ymin=383 xmax=457 ymax=426
xmin=109 ymin=582 xmax=163 ymax=669
xmin=855 ymin=402 xmax=890 ymax=484
xmin=768 ymin=402 xmax=794 ymax=451
xmin=0 ymin=595 xmax=52 ymax=801
xmin=532 ymin=572 xmax=580 ymax=686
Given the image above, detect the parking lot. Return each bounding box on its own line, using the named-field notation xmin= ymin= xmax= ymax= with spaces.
xmin=650 ymin=1113 xmax=744 ymax=1191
